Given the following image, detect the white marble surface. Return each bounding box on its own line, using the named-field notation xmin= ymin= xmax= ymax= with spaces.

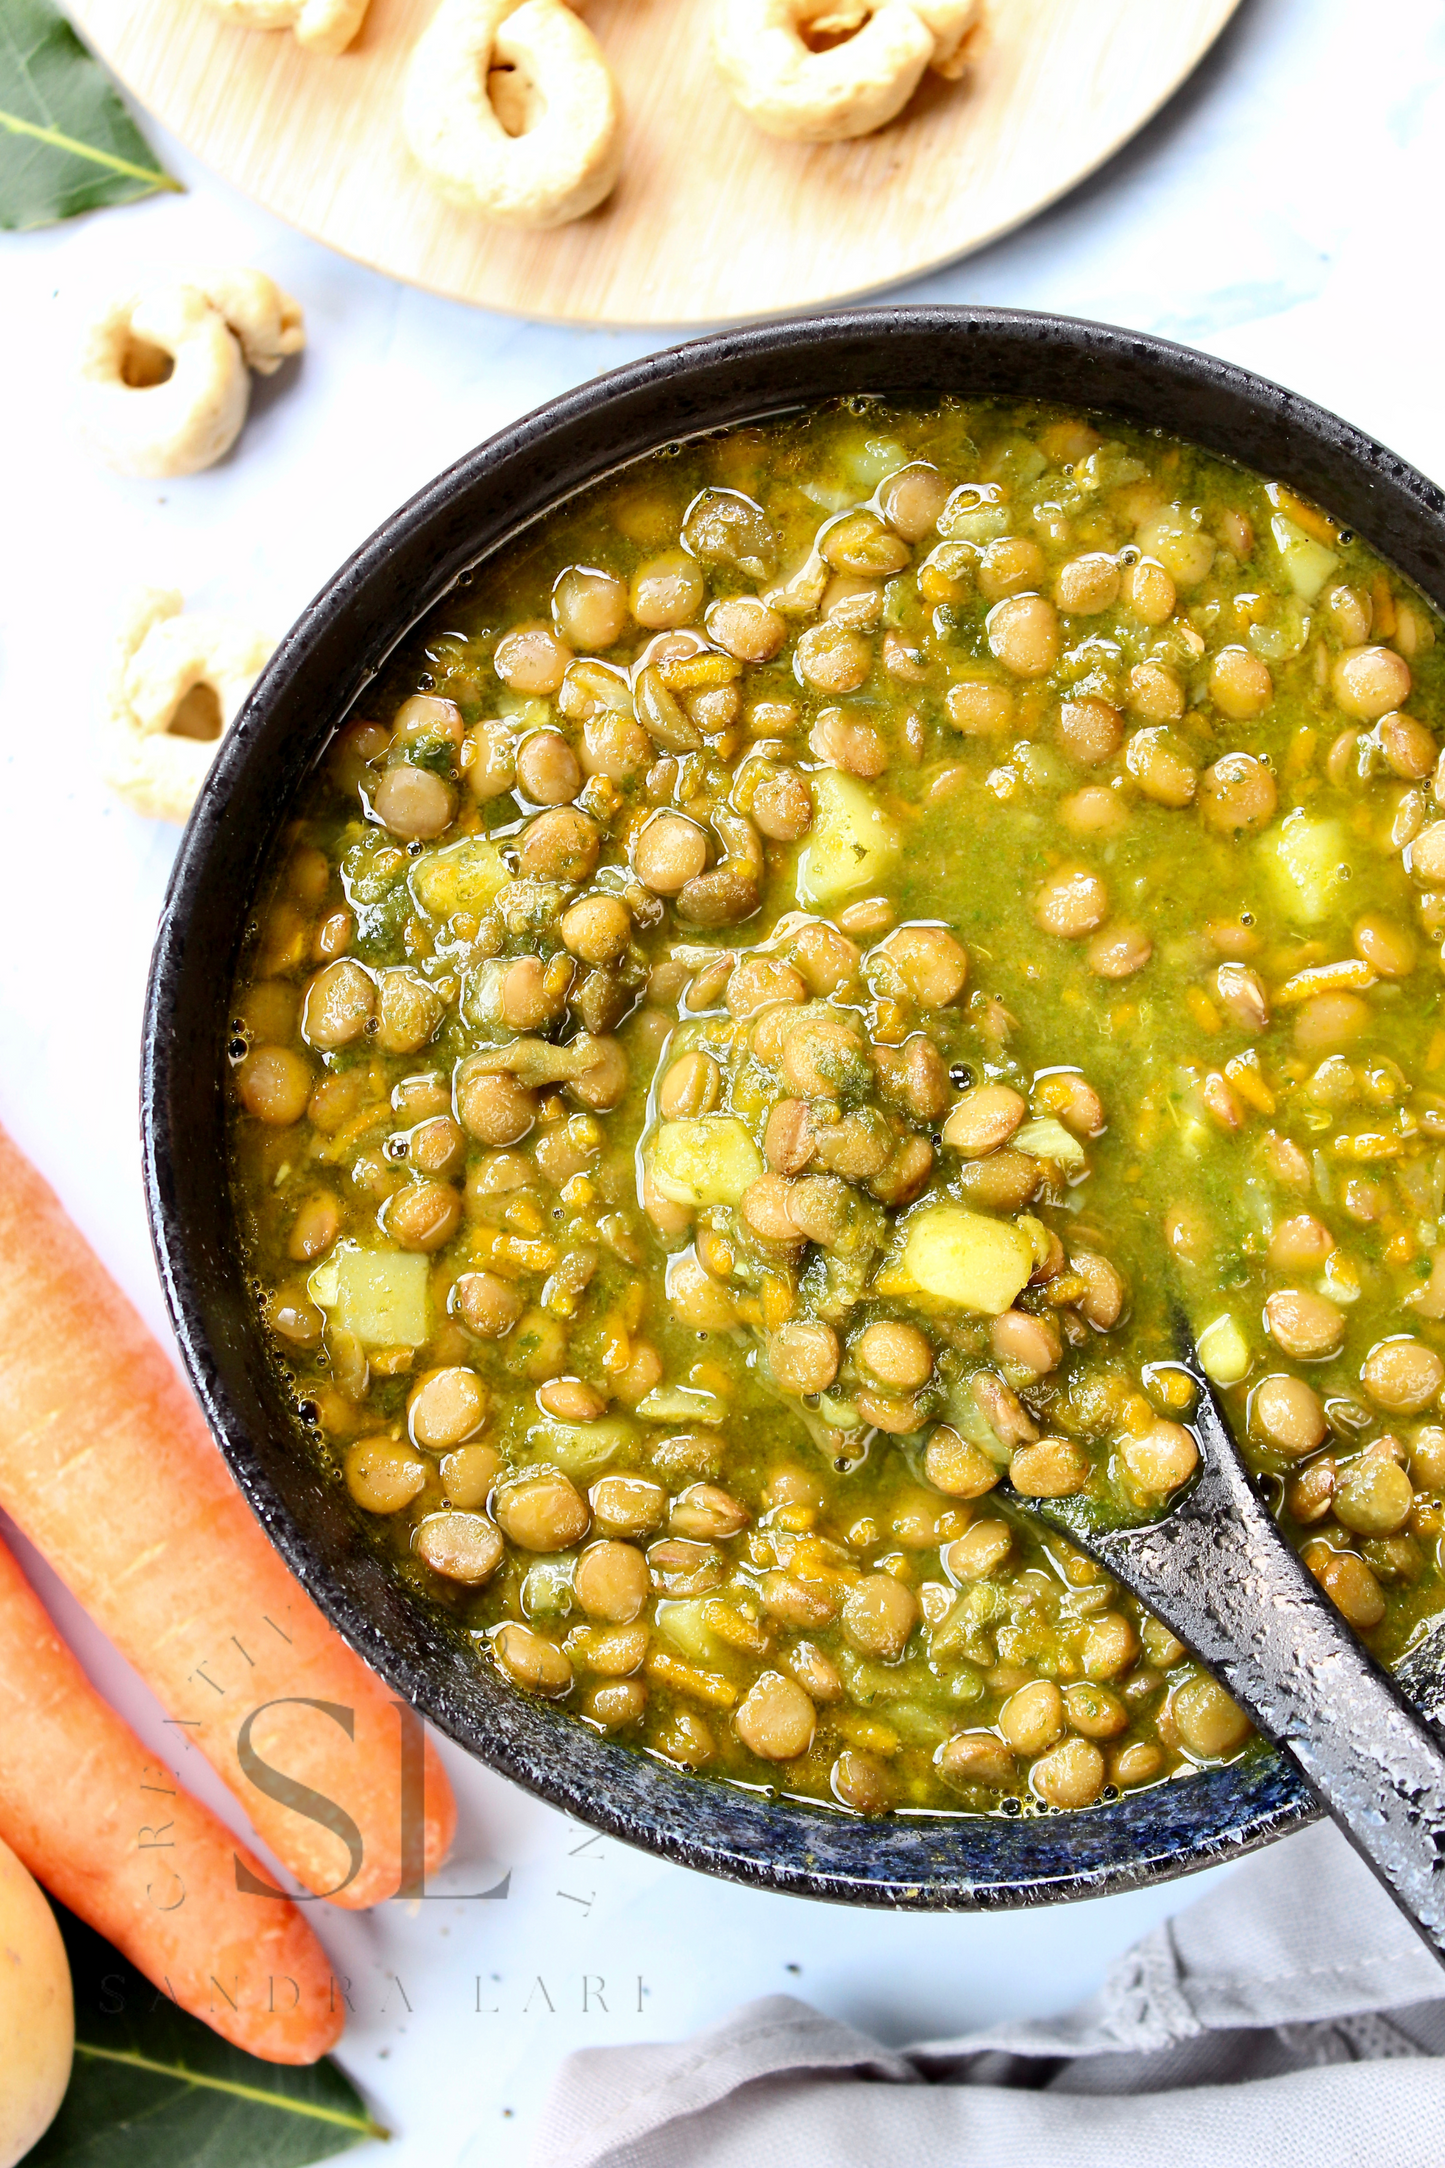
xmin=3 ymin=0 xmax=1444 ymax=2154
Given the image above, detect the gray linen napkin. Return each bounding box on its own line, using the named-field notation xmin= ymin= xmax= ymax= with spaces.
xmin=534 ymin=1822 xmax=1445 ymax=2168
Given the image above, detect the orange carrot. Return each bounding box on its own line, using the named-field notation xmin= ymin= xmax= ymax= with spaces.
xmin=0 ymin=1126 xmax=455 ymax=1908
xmin=0 ymin=1533 xmax=342 ymax=2063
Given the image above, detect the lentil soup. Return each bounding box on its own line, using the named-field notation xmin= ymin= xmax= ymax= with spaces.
xmin=228 ymin=399 xmax=1445 ymax=1821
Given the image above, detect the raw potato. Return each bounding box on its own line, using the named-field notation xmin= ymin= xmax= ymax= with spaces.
xmin=75 ymin=270 xmax=304 ymax=479
xmin=713 ymin=0 xmax=980 ymax=141
xmin=200 ymin=0 xmax=369 ymax=52
xmin=104 ymin=588 xmax=274 ymax=825
xmin=652 ymin=1118 xmax=765 ymax=1207
xmin=0 ymin=1836 xmax=72 ymax=2168
xmin=795 ymin=770 xmax=901 ymax=906
xmin=889 ymin=1204 xmax=1034 ymax=1314
xmin=403 ymin=0 xmax=623 ymax=229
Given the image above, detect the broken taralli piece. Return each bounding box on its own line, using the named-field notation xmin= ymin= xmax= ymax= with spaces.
xmin=188 ymin=269 xmax=307 ymax=374
xmin=198 ymin=0 xmax=369 ymax=55
xmin=712 ymin=0 xmax=981 ymax=141
xmin=403 ymin=0 xmax=622 ymax=229
xmin=104 ymin=590 xmax=274 ymax=824
xmin=75 ymin=271 xmax=305 ymax=480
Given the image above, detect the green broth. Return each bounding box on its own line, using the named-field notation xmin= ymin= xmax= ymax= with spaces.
xmin=227 ymin=398 xmax=1445 ymax=1819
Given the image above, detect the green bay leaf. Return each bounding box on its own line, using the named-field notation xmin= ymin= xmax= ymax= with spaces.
xmin=0 ymin=0 xmax=179 ymax=229
xmin=28 ymin=1904 xmax=383 ymax=2168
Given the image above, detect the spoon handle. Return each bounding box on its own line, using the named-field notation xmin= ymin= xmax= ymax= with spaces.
xmin=1079 ymin=1384 xmax=1445 ymax=1966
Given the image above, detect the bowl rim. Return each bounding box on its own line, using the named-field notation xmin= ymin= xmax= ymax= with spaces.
xmin=144 ymin=302 xmax=1445 ymax=1910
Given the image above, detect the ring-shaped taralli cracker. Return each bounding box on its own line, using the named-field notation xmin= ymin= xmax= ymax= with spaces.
xmin=199 ymin=0 xmax=368 ymax=55
xmin=712 ymin=0 xmax=981 ymax=141
xmin=104 ymin=590 xmax=274 ymax=825
xmin=75 ymin=271 xmax=305 ymax=480
xmin=403 ymin=0 xmax=622 ymax=229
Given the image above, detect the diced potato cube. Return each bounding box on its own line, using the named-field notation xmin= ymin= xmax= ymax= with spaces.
xmin=893 ymin=1206 xmax=1034 ymax=1315
xmin=331 ymin=1250 xmax=430 ymax=1348
xmin=946 ymin=1387 xmax=1014 ymax=1464
xmin=521 ymin=1559 xmax=575 ymax=1618
xmin=525 ymin=1414 xmax=634 ymax=1478
xmin=655 ymin=1598 xmax=724 ymax=1664
xmin=1270 ymin=513 xmax=1339 ymax=602
xmin=410 ymin=835 xmax=508 ymax=921
xmin=1196 ymin=1313 xmax=1252 ymax=1386
xmin=1013 ymin=1117 xmax=1086 ymax=1168
xmin=1076 ymin=447 xmax=1147 ymax=494
xmin=651 ymin=1118 xmax=764 ymax=1207
xmin=1259 ymin=811 xmax=1348 ymax=926
xmin=305 ymin=1246 xmax=346 ymax=1310
xmin=937 ymin=494 xmax=1012 ymax=545
xmin=634 ymin=1385 xmax=727 ymax=1426
xmin=795 ymin=771 xmax=901 ymax=908
xmin=982 ymin=437 xmax=1048 ymax=489
xmin=1406 ymin=1248 xmax=1445 ymax=1321
xmin=816 ymin=1390 xmax=865 ymax=1433
xmin=844 ymin=433 xmax=907 ymax=488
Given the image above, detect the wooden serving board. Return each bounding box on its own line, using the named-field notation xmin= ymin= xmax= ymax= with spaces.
xmin=71 ymin=0 xmax=1240 ymax=327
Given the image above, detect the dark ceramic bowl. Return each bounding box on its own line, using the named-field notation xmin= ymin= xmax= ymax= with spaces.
xmin=142 ymin=306 xmax=1445 ymax=1911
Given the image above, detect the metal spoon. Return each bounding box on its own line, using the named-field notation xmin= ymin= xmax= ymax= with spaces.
xmin=1013 ymin=1353 xmax=1445 ymax=1967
